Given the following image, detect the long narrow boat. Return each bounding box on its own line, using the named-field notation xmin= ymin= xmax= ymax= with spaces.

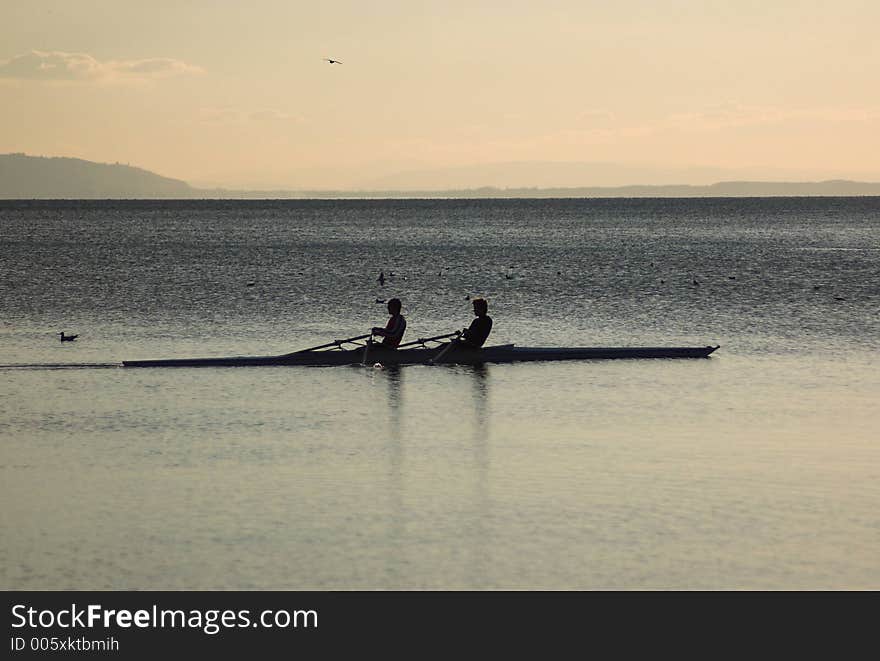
xmin=122 ymin=332 xmax=720 ymax=368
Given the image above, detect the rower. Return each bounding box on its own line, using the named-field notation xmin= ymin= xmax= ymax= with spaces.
xmin=371 ymin=297 xmax=406 ymax=349
xmin=460 ymin=297 xmax=492 ymax=348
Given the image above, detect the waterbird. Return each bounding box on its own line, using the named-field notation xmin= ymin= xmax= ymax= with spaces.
xmin=246 ymin=281 xmax=256 ymax=287
xmin=324 ymin=58 xmax=342 ymax=64
xmin=59 ymin=332 xmax=78 ymax=342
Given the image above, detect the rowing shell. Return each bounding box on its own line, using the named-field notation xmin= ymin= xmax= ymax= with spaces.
xmin=122 ymin=343 xmax=720 ymax=368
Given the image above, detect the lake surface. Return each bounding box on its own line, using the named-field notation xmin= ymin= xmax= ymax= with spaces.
xmin=1 ymin=198 xmax=878 ymax=589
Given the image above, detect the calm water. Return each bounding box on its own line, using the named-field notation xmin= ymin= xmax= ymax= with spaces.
xmin=1 ymin=198 xmax=879 ymax=589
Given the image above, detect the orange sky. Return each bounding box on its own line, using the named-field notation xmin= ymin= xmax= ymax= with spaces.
xmin=2 ymin=1 xmax=879 ymax=188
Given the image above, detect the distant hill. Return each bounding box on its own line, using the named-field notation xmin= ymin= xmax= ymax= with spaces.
xmin=2 ymin=153 xmax=880 ymax=198
xmin=0 ymin=153 xmax=192 ymax=198
xmin=203 ymin=181 xmax=880 ymax=198
xmin=355 ymin=160 xmax=880 ymax=192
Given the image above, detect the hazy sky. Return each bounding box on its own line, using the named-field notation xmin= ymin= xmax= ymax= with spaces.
xmin=1 ymin=1 xmax=879 ymax=188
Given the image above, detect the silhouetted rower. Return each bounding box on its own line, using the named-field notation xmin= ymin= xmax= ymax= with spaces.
xmin=460 ymin=298 xmax=492 ymax=348
xmin=371 ymin=298 xmax=406 ymax=348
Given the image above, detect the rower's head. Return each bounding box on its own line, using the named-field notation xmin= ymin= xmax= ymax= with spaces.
xmin=387 ymin=298 xmax=402 ymax=315
xmin=472 ymin=297 xmax=488 ymax=316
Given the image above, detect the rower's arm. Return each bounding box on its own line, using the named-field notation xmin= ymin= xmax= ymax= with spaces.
xmin=374 ymin=316 xmax=405 ymax=339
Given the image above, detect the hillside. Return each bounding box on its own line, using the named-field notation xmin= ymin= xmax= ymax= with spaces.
xmin=2 ymin=153 xmax=880 ymax=198
xmin=201 ymin=180 xmax=880 ymax=198
xmin=0 ymin=153 xmax=193 ymax=198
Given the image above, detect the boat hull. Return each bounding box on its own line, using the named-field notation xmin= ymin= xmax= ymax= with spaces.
xmin=122 ymin=344 xmax=719 ymax=367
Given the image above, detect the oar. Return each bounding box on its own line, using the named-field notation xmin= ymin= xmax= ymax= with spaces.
xmin=362 ymin=334 xmax=374 ymax=366
xmin=427 ymin=331 xmax=462 ymax=365
xmin=282 ymin=333 xmax=373 ymax=356
xmin=396 ymin=331 xmax=461 ymax=349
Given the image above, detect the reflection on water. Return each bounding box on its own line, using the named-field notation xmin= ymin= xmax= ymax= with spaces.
xmin=378 ymin=364 xmax=493 ymax=587
xmin=383 ymin=365 xmax=405 ymax=584
xmin=2 ymin=331 xmax=878 ymax=589
xmin=466 ymin=364 xmax=491 ymax=588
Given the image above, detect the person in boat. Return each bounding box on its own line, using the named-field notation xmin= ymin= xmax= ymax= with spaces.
xmin=460 ymin=297 xmax=492 ymax=348
xmin=371 ymin=297 xmax=406 ymax=348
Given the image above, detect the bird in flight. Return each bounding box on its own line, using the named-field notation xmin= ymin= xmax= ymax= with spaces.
xmin=324 ymin=58 xmax=342 ymax=64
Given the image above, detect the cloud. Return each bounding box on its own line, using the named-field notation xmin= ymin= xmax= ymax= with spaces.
xmin=576 ymin=109 xmax=618 ymax=123
xmin=248 ymin=109 xmax=300 ymax=122
xmin=199 ymin=107 xmax=303 ymax=124
xmin=199 ymin=107 xmax=243 ymax=123
xmin=110 ymin=57 xmax=203 ymax=78
xmin=667 ymin=103 xmax=880 ymax=132
xmin=0 ymin=50 xmax=203 ymax=82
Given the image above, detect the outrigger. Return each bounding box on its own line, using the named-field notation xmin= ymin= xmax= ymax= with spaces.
xmin=122 ymin=332 xmax=720 ymax=368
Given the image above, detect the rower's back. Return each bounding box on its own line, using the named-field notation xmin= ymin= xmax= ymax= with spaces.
xmin=462 ymin=297 xmax=492 ymax=348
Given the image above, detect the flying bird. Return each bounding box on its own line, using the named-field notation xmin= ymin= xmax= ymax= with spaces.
xmin=324 ymin=58 xmax=343 ymax=64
